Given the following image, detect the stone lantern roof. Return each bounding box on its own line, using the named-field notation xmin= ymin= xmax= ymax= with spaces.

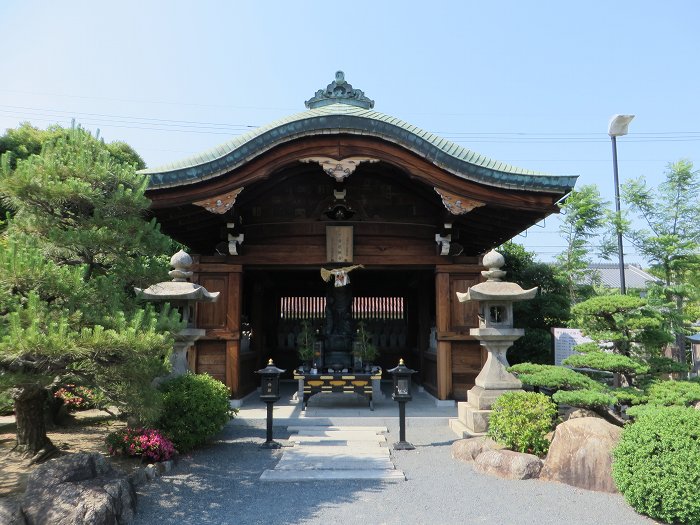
xmin=456 ymin=249 xmax=537 ymax=303
xmin=134 ymin=250 xmax=219 ymax=302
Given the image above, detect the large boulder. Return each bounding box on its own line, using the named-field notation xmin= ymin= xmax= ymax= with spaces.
xmin=561 ymin=407 xmax=601 ymax=421
xmin=473 ymin=449 xmax=542 ymax=480
xmin=0 ymin=499 xmax=26 ymax=525
xmin=540 ymin=417 xmax=621 ymax=493
xmin=452 ymin=436 xmax=504 ymax=462
xmin=20 ymin=453 xmax=136 ymax=525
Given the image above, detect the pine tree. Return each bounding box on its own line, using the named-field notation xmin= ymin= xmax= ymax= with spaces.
xmin=0 ymin=126 xmax=180 ymax=462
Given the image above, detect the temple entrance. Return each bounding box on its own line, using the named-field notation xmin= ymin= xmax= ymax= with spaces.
xmin=147 ymin=72 xmax=575 ymax=401
xmin=242 ymin=267 xmax=434 ymax=386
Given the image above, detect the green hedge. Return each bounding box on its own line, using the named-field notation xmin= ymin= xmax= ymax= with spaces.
xmin=613 ymin=406 xmax=700 ymax=524
xmin=487 ymin=391 xmax=557 ymax=457
xmin=158 ymin=373 xmax=234 ymax=452
xmin=645 ymin=380 xmax=700 ymax=407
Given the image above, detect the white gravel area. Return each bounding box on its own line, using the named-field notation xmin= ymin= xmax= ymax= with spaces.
xmin=133 ymin=421 xmax=656 ymax=525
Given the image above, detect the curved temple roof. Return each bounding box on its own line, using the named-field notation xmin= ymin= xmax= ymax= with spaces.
xmin=142 ymin=72 xmax=577 ymax=194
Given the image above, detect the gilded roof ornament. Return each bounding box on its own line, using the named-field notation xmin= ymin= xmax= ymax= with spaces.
xmin=305 ymin=71 xmax=375 ymax=109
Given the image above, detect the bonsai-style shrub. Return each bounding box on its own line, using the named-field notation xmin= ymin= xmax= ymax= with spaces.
xmin=552 ymin=389 xmax=615 ymax=409
xmin=158 ymin=373 xmax=234 ymax=452
xmin=106 ymin=426 xmax=175 ymax=462
xmin=508 ymin=363 xmax=604 ymax=391
xmin=563 ymin=351 xmax=649 ymax=376
xmin=613 ymin=406 xmax=700 ymax=524
xmin=487 ymin=391 xmax=557 ymax=456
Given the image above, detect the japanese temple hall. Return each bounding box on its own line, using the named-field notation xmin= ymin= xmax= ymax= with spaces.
xmin=142 ymin=71 xmax=577 ymax=402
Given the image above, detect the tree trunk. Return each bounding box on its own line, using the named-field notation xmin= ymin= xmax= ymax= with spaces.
xmin=11 ymin=383 xmax=58 ymax=463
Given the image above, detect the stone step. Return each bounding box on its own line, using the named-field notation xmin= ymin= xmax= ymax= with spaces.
xmin=276 ymin=457 xmax=395 ymax=470
xmin=260 ymin=469 xmax=406 ymax=482
xmin=292 ymin=429 xmax=385 ymax=438
xmin=261 ymin=426 xmax=404 ymax=482
xmin=287 ymin=425 xmax=387 ymax=433
xmin=289 ymin=434 xmax=386 ymax=443
xmin=284 ymin=447 xmax=390 ymax=457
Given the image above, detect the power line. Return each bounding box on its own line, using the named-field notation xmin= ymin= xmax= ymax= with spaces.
xmin=2 ymin=103 xmax=700 ymax=143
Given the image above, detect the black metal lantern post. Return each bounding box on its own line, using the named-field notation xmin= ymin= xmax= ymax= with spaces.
xmin=256 ymin=359 xmax=286 ymax=449
xmin=388 ymin=358 xmax=416 ymax=451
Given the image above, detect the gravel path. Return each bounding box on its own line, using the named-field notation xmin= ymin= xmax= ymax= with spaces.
xmin=133 ymin=421 xmax=656 ymax=525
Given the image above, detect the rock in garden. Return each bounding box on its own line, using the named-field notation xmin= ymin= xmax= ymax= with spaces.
xmin=0 ymin=499 xmax=27 ymax=525
xmin=540 ymin=417 xmax=621 ymax=493
xmin=20 ymin=452 xmax=136 ymax=525
xmin=452 ymin=436 xmax=503 ymax=462
xmin=473 ymin=449 xmax=542 ymax=480
xmin=561 ymin=407 xmax=601 ymax=421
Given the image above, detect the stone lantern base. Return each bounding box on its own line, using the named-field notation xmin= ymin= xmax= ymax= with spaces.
xmin=450 ymin=385 xmax=522 ymax=436
xmin=450 ymin=332 xmax=523 ymax=437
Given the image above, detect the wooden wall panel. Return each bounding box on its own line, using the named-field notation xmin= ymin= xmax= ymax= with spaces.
xmin=196 ymin=341 xmax=227 ymax=384
xmin=450 ymin=276 xmax=480 ymax=330
xmin=422 ymin=353 xmax=438 ymax=398
xmin=451 ymin=341 xmax=484 ymax=401
xmin=193 ymin=264 xmax=247 ymax=398
xmin=196 ymin=275 xmax=228 ymax=330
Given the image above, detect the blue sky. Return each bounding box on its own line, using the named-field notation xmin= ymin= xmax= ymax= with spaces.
xmin=1 ymin=1 xmax=698 ymax=264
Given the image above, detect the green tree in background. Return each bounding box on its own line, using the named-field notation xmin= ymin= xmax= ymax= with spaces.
xmin=621 ymin=160 xmax=700 ymax=362
xmin=0 ymin=126 xmax=179 ymax=463
xmin=555 ymin=184 xmax=608 ymax=303
xmin=500 ymin=242 xmax=570 ymax=364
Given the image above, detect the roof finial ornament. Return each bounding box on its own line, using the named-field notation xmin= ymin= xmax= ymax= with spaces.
xmin=305 ymin=70 xmax=375 ymax=110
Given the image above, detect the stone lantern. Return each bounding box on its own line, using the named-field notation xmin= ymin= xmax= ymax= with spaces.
xmin=449 ymin=249 xmax=537 ymax=436
xmin=135 ymin=250 xmax=219 ymax=378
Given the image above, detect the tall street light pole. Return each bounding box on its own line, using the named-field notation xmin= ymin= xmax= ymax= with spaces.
xmin=608 ymin=114 xmax=635 ymax=295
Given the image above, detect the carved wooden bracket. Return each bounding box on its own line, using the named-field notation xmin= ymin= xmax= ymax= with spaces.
xmin=434 ymin=188 xmax=485 ymax=215
xmin=300 ymin=156 xmax=379 ymax=182
xmin=193 ymin=188 xmax=244 ymax=214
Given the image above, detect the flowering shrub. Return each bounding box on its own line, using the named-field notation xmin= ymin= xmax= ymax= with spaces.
xmin=105 ymin=427 xmax=176 ymax=462
xmin=53 ymin=384 xmax=104 ymax=411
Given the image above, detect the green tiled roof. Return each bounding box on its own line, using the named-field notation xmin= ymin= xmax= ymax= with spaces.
xmin=142 ymin=103 xmax=577 ymax=193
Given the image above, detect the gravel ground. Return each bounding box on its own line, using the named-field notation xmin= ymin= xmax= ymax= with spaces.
xmin=133 ymin=421 xmax=656 ymax=525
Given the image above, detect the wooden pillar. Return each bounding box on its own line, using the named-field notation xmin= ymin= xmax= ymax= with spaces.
xmin=435 ymin=270 xmax=452 ymax=400
xmin=226 ymin=271 xmax=242 ymax=396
